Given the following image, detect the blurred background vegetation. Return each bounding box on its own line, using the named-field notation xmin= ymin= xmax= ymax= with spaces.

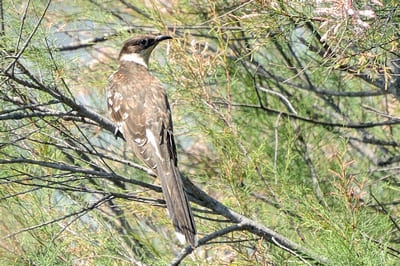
xmin=1 ymin=0 xmax=399 ymax=265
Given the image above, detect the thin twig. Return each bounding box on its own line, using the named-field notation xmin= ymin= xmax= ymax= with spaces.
xmin=1 ymin=195 xmax=113 ymax=240
xmin=0 ymin=158 xmax=161 ymax=192
xmin=0 ymin=0 xmax=4 ymax=36
xmin=273 ymin=113 xmax=281 ymax=184
xmin=4 ymin=0 xmax=52 ymax=73
xmin=170 ymin=223 xmax=248 ymax=265
xmin=214 ymin=101 xmax=400 ymax=129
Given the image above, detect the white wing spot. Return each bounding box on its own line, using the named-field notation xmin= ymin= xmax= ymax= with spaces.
xmin=135 ymin=138 xmax=146 ymax=147
xmin=116 ymin=121 xmax=124 ymax=135
xmin=113 ymin=105 xmax=121 ymax=112
xmin=122 ymin=112 xmax=129 ymax=120
xmin=107 ymin=98 xmax=113 ymax=106
xmin=114 ymin=92 xmax=123 ymax=100
xmin=146 ymin=129 xmax=162 ymax=161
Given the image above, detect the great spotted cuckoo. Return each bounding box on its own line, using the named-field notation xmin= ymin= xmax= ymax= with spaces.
xmin=106 ymin=35 xmax=197 ymax=247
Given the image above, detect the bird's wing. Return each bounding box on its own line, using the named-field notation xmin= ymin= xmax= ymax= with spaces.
xmin=106 ymin=67 xmax=157 ymax=169
xmin=106 ymin=66 xmax=197 ymax=246
xmin=145 ymin=84 xmax=197 ymax=246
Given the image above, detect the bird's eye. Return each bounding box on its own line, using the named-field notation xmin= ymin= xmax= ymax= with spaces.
xmin=140 ymin=39 xmax=147 ymax=46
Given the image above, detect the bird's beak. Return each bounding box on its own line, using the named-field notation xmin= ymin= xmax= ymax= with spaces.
xmin=155 ymin=35 xmax=172 ymax=43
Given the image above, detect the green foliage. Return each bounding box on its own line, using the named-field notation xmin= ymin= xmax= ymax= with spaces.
xmin=1 ymin=0 xmax=400 ymax=265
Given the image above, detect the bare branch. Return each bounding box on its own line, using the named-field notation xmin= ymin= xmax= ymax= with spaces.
xmin=0 ymin=158 xmax=161 ymax=192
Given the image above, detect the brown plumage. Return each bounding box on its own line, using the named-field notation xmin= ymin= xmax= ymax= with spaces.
xmin=106 ymin=35 xmax=197 ymax=247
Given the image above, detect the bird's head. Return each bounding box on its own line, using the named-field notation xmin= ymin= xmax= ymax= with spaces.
xmin=118 ymin=35 xmax=172 ymax=68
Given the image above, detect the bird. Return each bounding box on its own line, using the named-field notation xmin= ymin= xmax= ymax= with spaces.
xmin=105 ymin=34 xmax=197 ymax=247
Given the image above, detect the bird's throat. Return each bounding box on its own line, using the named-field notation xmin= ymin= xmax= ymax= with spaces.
xmin=119 ymin=53 xmax=149 ymax=68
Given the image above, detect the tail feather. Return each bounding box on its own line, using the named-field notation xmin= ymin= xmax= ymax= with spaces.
xmin=156 ymin=157 xmax=197 ymax=247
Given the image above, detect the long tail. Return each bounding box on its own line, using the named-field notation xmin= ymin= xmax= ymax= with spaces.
xmin=156 ymin=156 xmax=197 ymax=247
